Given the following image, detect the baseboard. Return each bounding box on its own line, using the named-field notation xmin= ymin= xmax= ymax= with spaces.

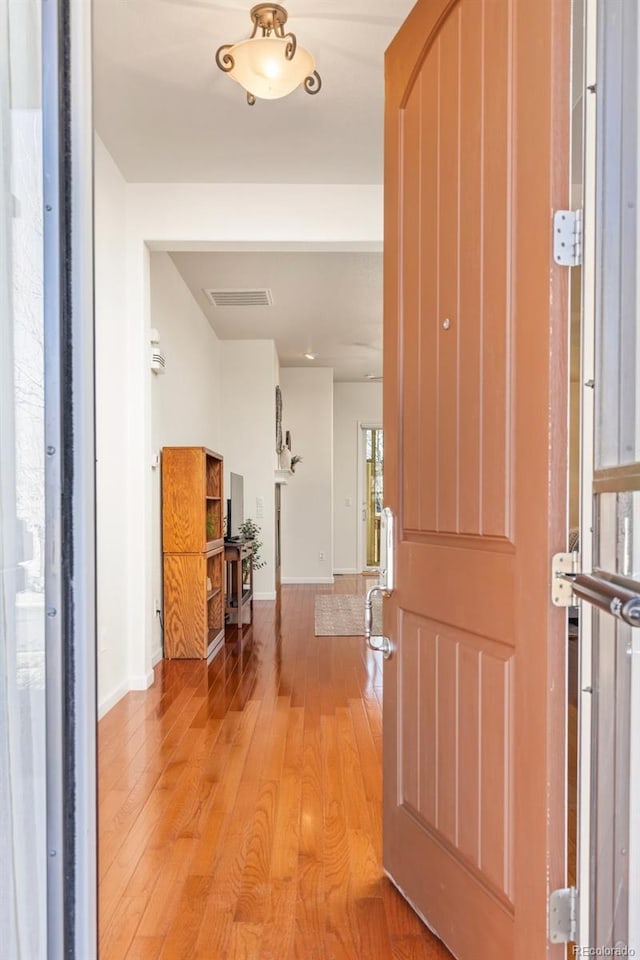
xmin=254 ymin=591 xmax=277 ymax=601
xmin=281 ymin=576 xmax=335 ymax=585
xmin=129 ymin=669 xmax=154 ymax=691
xmin=333 ymin=568 xmax=359 ymax=575
xmin=98 ymin=664 xmax=157 ymax=719
xmin=151 ymin=647 xmax=163 ymax=667
xmin=97 ymin=680 xmax=129 ymax=720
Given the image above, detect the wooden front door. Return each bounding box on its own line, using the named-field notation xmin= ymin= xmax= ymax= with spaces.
xmin=383 ymin=2 xmax=571 ymax=958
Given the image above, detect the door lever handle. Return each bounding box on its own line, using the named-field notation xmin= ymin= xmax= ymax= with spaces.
xmin=380 ymin=506 xmax=395 ymax=592
xmin=365 ymin=585 xmax=392 ymax=659
xmin=364 ymin=507 xmax=395 ymax=660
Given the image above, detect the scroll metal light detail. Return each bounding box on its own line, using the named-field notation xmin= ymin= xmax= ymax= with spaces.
xmin=216 ymin=4 xmax=322 ymax=106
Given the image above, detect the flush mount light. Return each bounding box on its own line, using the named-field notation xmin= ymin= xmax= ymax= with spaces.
xmin=216 ymin=4 xmax=322 ymax=106
xmin=304 ymin=352 xmax=318 ymax=360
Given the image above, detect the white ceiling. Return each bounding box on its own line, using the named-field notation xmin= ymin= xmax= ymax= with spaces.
xmin=169 ymin=250 xmax=382 ymax=381
xmin=94 ymin=2 xmax=406 ymax=380
xmin=93 ymin=0 xmax=415 ymax=184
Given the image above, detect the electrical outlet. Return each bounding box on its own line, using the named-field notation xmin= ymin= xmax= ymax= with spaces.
xmin=319 ymin=551 xmax=325 ymax=561
xmin=154 ymin=597 xmax=162 ymax=616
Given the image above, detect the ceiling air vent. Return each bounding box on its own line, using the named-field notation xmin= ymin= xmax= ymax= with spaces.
xmin=204 ymin=288 xmax=273 ymax=308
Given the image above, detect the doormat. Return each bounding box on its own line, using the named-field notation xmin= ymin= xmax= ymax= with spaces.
xmin=314 ymin=593 xmax=383 ymax=637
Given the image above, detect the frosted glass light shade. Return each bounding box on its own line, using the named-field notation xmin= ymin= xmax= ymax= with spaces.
xmin=227 ymin=36 xmax=315 ymax=100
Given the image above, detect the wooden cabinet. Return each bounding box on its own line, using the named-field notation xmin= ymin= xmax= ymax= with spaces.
xmin=162 ymin=447 xmax=225 ymax=659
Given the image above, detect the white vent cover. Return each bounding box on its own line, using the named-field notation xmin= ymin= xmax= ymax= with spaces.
xmin=150 ymin=328 xmax=166 ymax=375
xmin=203 ymin=288 xmax=273 ymax=308
xmin=151 ymin=351 xmax=166 ymax=374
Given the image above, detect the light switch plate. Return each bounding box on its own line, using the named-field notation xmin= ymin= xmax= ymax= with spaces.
xmin=256 ymin=496 xmax=264 ymax=519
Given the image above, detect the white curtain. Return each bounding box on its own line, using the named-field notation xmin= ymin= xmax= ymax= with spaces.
xmin=0 ymin=0 xmax=47 ymax=955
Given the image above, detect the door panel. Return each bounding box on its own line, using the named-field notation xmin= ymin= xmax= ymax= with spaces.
xmin=384 ymin=1 xmax=570 ymax=957
xmin=398 ymin=618 xmax=513 ymax=897
xmin=402 ymin=3 xmax=513 ymax=541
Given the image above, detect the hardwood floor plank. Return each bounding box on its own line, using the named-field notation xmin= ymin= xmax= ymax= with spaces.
xmin=124 ymin=936 xmax=164 ymax=960
xmin=136 ymin=837 xmax=197 ymax=938
xmin=270 ymin=708 xmax=304 ymax=882
xmin=100 ymin=895 xmax=148 ymax=960
xmin=258 ymin=879 xmax=297 ymax=960
xmin=336 ymin=707 xmax=372 ymax=833
xmin=290 ymin=862 xmax=326 ymax=960
xmin=157 ymin=875 xmax=213 ymax=960
xmin=234 ymin=778 xmax=279 ymax=923
xmin=356 ymin=897 xmax=395 ymax=960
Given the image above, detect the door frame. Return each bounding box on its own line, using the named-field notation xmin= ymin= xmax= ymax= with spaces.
xmin=356 ymin=420 xmax=383 ymax=573
xmin=576 ymin=0 xmax=597 ymax=945
xmin=43 ymin=0 xmax=97 ymax=954
xmin=576 ymin=1 xmax=640 ymax=950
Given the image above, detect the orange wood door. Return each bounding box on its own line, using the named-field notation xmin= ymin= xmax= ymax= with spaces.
xmin=383 ymin=2 xmax=570 ymax=958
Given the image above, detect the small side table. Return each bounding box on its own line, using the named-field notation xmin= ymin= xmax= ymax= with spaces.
xmin=224 ymin=541 xmax=254 ymax=633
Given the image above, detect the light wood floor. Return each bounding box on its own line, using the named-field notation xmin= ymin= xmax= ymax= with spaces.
xmin=98 ymin=578 xmax=453 ymax=960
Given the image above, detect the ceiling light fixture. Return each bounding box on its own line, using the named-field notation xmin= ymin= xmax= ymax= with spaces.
xmin=215 ymin=4 xmax=322 ymax=106
xmin=304 ymin=352 xmax=318 ymax=360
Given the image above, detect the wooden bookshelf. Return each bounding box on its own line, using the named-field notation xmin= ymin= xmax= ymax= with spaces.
xmin=162 ymin=447 xmax=225 ymax=659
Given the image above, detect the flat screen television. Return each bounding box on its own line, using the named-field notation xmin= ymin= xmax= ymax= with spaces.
xmin=227 ymin=472 xmax=244 ymax=539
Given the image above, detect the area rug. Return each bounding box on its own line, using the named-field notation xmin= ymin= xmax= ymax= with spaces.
xmin=314 ymin=593 xmax=383 ymax=637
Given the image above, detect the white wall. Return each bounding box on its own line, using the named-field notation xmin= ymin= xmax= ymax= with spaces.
xmin=333 ymin=382 xmax=383 ymax=574
xmin=150 ymin=253 xmax=223 ymax=662
xmin=221 ymin=340 xmax=279 ymax=600
xmin=280 ymin=368 xmax=334 ymax=583
xmin=95 ymin=137 xmax=130 ymax=715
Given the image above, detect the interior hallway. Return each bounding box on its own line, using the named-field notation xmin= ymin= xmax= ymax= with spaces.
xmin=98 ymin=577 xmax=453 ymax=959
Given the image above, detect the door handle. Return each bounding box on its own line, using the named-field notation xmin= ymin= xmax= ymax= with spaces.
xmin=379 ymin=506 xmax=395 ymax=592
xmin=364 ymin=507 xmax=394 ymax=660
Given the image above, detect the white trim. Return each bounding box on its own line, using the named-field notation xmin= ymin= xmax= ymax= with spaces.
xmin=281 ymin=576 xmax=335 ymax=584
xmin=356 ymin=420 xmax=383 ymax=573
xmin=151 ymin=647 xmax=163 ymax=667
xmin=576 ymin=0 xmax=596 ymax=946
xmin=254 ymin=591 xmax=277 ymax=601
xmin=628 ymin=10 xmax=640 ymax=952
xmin=129 ymin=670 xmax=154 ymax=691
xmin=630 ymin=629 xmax=640 ymax=955
xmin=333 ymin=568 xmax=359 ymax=575
xmin=97 ymin=681 xmax=130 ymax=720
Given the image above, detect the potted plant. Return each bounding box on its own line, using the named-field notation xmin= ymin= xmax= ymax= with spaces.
xmin=239 ymin=518 xmax=266 ymax=578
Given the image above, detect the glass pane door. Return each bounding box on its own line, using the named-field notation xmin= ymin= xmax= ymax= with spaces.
xmin=364 ymin=428 xmax=384 ymax=568
xmin=582 ymin=1 xmax=640 ymax=951
xmin=0 ymin=1 xmax=47 ymax=954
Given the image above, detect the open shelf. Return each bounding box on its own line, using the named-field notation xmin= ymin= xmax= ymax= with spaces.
xmin=224 ymin=541 xmax=254 ymax=630
xmin=206 ymin=453 xmax=222 ymax=498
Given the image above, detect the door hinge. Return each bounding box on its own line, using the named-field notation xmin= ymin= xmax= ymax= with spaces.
xmin=553 ymin=209 xmax=583 ymax=266
xmin=549 ymin=886 xmax=578 ymax=943
xmin=552 ymin=552 xmax=580 ymax=607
